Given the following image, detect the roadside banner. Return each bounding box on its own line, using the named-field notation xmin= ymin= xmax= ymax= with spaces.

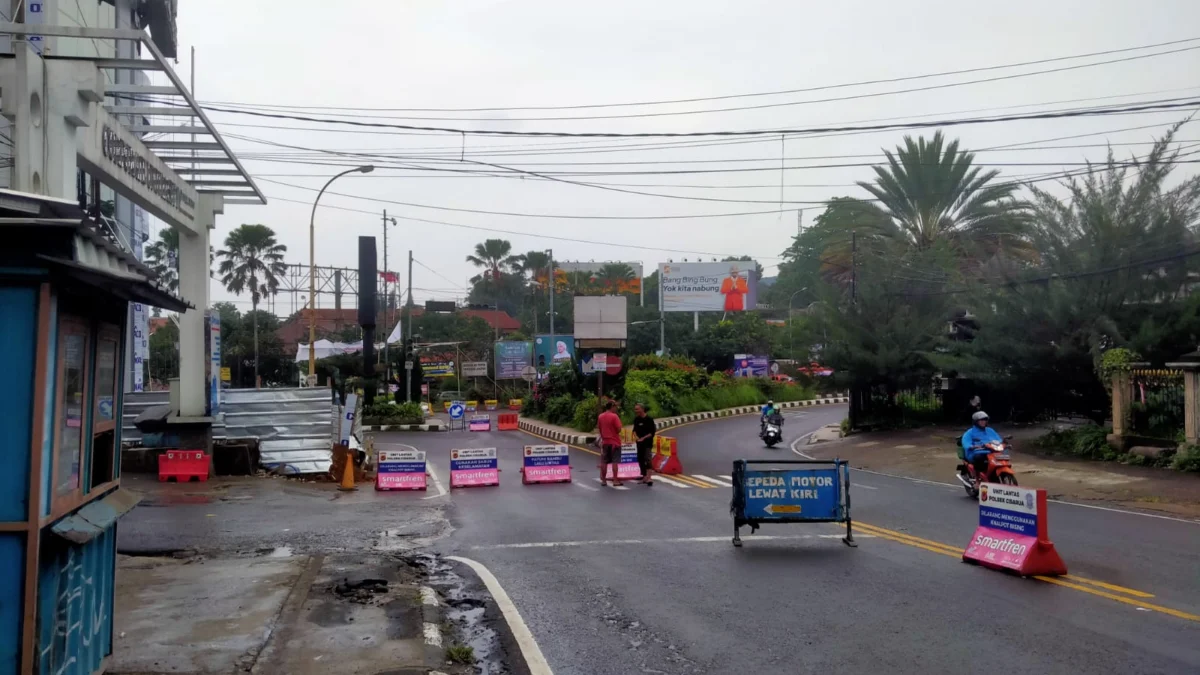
xmin=469 ymin=414 xmax=491 ymax=432
xmin=496 ymin=341 xmax=534 ymax=379
xmin=962 ymin=483 xmax=1066 ymax=576
xmin=376 ymin=449 xmax=426 ymax=491
xmin=522 ymin=444 xmax=571 ymax=484
xmin=450 ymin=447 xmax=499 ymax=488
xmin=617 ymin=443 xmax=642 ymax=480
xmin=729 ymin=459 xmax=855 ymax=548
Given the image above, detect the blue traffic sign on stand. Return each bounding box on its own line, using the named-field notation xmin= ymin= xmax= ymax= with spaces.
xmin=730 ymin=459 xmax=856 ymax=548
xmin=448 ymin=402 xmax=465 ymax=420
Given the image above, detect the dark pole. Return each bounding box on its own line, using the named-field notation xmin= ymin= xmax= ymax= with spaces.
xmin=850 ymin=230 xmax=857 ymax=304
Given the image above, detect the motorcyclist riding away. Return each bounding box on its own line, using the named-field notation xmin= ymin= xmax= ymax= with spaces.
xmin=961 ymin=411 xmax=1002 ymax=476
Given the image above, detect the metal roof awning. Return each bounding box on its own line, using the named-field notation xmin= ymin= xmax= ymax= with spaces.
xmin=0 ymin=23 xmax=266 ymax=206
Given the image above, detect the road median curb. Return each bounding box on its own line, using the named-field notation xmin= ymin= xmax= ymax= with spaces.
xmin=515 ymin=395 xmax=849 ymax=443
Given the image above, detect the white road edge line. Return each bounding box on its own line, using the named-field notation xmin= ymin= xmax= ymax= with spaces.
xmin=789 ymin=435 xmax=1200 ymax=524
xmin=420 ymin=586 xmax=439 ymax=607
xmin=422 ymin=463 xmax=448 ymax=500
xmin=573 ymin=479 xmax=600 ymax=492
xmin=447 ymin=556 xmax=554 ymax=675
xmin=692 ymin=474 xmax=733 ymax=487
xmin=471 ymin=533 xmax=875 ymax=550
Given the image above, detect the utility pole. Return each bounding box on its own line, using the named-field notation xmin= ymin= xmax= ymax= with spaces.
xmin=382 ymin=210 xmax=396 ymax=387
xmin=406 ymin=249 xmax=414 ymax=402
xmin=851 ymin=230 xmax=858 ymax=304
xmin=547 ymin=248 xmax=555 ymax=344
xmin=797 ymin=209 xmax=803 ymax=237
xmin=659 ymin=280 xmax=665 ymax=356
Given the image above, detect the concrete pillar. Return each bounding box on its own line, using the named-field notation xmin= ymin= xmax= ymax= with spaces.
xmin=177 ymin=195 xmax=221 ymax=417
xmin=1183 ymin=370 xmax=1200 ymax=446
xmin=1110 ymin=371 xmax=1131 ymax=438
xmin=177 ymin=224 xmax=208 ymax=416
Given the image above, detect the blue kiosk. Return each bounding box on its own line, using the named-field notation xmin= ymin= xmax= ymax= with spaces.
xmin=0 ymin=189 xmax=188 ymax=673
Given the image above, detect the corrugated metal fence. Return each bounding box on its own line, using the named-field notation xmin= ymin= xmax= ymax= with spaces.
xmin=122 ymin=388 xmax=335 ymax=473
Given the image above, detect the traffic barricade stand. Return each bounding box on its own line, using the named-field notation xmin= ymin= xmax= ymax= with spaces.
xmin=650 ymin=436 xmax=683 ymax=475
xmin=469 ymin=414 xmax=491 ymax=432
xmin=962 ymin=484 xmax=1066 ymax=576
xmin=376 ymin=448 xmax=427 ymax=491
xmin=497 ymin=413 xmax=519 ymax=431
xmin=729 ymin=458 xmax=856 ymax=548
xmin=485 ymin=399 xmax=499 ymax=411
xmin=619 ymin=428 xmax=635 ymax=443
xmin=522 ymin=444 xmax=571 ymax=484
xmin=508 ymin=398 xmax=523 ymax=411
xmin=466 ymin=400 xmax=479 ymax=413
xmin=158 ymin=450 xmax=210 ymax=482
xmin=616 ymin=443 xmax=641 ymax=480
xmin=451 ymin=447 xmax=499 ymax=488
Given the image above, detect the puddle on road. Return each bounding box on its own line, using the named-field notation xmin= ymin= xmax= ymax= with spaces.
xmin=266 ymin=546 xmax=293 ymax=558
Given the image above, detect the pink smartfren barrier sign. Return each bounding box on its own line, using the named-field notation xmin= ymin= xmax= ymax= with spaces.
xmin=450 ymin=447 xmax=499 ymax=488
xmin=523 ymin=444 xmax=571 ymax=484
xmin=962 ymin=483 xmax=1066 ymax=576
xmin=375 ymin=448 xmax=427 ymax=491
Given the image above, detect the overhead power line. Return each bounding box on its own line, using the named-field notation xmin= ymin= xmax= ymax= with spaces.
xmin=198 ymin=36 xmax=1200 ymax=114
xmin=189 ymin=97 xmax=1200 ymax=138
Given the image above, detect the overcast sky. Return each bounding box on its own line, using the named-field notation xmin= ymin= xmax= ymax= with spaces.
xmin=164 ymin=0 xmax=1200 ymax=316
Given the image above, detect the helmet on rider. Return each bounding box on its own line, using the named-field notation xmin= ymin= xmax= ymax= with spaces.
xmin=972 ymin=411 xmax=990 ymax=427
xmin=767 ymin=400 xmax=774 ymax=406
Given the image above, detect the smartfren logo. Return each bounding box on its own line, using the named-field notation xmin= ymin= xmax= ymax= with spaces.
xmin=973 ymin=534 xmax=1029 ymax=556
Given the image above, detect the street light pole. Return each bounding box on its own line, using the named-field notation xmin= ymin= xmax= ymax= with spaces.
xmin=308 ymin=165 xmax=374 ymax=382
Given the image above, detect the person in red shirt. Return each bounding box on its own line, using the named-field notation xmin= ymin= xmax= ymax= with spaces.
xmin=720 ymin=264 xmax=749 ymax=312
xmin=597 ymin=400 xmax=625 ymax=487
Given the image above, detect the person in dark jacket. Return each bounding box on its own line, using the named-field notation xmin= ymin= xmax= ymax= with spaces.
xmin=633 ymin=404 xmax=657 ymax=486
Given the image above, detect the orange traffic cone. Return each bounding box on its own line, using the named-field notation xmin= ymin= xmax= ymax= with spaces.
xmin=337 ymin=449 xmax=358 ymax=492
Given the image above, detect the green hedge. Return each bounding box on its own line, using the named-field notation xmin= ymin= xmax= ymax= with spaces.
xmin=363 ymin=401 xmax=424 ymax=425
xmin=1036 ymin=425 xmax=1200 ymax=471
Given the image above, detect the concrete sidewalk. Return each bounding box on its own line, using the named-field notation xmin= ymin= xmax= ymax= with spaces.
xmin=110 ymin=552 xmax=459 ymax=675
xmin=805 ymin=424 xmax=1200 ymax=518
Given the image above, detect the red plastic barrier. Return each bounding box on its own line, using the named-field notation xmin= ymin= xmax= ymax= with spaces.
xmin=650 ymin=437 xmax=683 ymax=475
xmin=497 ymin=413 xmax=519 ymax=431
xmin=158 ymin=450 xmax=210 ymax=482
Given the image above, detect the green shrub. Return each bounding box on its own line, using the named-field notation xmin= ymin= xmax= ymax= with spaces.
xmin=572 ymin=395 xmax=603 ymax=432
xmin=544 ymin=394 xmax=577 ymax=426
xmin=1173 ymin=444 xmax=1200 ymax=472
xmin=1037 ymin=425 xmax=1117 ymax=461
xmin=362 ymin=401 xmax=423 ymax=425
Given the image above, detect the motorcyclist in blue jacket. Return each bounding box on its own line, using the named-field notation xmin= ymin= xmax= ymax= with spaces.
xmin=962 ymin=410 xmax=1002 ymax=476
xmin=760 ymin=400 xmax=781 ymax=433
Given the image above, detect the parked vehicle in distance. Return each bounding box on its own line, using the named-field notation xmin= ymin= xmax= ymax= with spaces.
xmin=436 ymin=390 xmax=464 ymax=404
xmin=770 ymin=374 xmax=794 ymax=383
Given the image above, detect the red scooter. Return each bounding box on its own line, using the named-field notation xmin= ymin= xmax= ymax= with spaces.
xmin=956 ymin=438 xmax=1018 ymax=498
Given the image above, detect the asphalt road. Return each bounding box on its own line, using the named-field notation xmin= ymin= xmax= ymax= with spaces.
xmin=384 ymin=405 xmax=1200 ymax=674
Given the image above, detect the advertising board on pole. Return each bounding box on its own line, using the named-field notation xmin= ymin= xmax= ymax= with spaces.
xmin=962 ymin=483 xmax=1066 ymax=575
xmin=462 ymin=361 xmax=488 ymax=377
xmin=376 ymin=449 xmax=427 ymax=491
xmin=522 ymin=444 xmax=571 ymax=484
xmin=496 ymin=341 xmax=533 ymax=379
xmin=733 ymin=354 xmax=770 ymax=378
xmin=534 ymin=335 xmax=574 ymax=370
xmin=658 ymin=261 xmax=758 ymax=312
xmin=450 ymin=447 xmax=499 ymax=488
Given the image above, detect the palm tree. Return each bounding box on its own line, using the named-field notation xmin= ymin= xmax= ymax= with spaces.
xmin=595 ymin=263 xmax=635 ymax=293
xmin=816 ymin=132 xmax=1032 ymax=279
xmin=144 ymin=228 xmax=179 ymax=293
xmin=513 ymin=250 xmax=552 ymax=286
xmin=216 ymin=224 xmax=287 ymax=387
xmin=466 ymin=239 xmax=519 ymax=285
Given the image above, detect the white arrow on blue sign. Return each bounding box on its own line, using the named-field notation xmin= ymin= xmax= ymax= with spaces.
xmin=449 ymin=403 xmax=465 ymax=420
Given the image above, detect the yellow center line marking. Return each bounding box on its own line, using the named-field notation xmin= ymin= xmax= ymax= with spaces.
xmin=852 ymin=522 xmax=1197 ymax=621
xmin=670 ymin=474 xmax=715 ymax=488
xmin=852 ymin=522 xmax=1158 ymax=599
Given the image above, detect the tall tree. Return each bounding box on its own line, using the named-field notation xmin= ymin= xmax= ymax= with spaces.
xmin=144 ymin=228 xmax=179 ymax=293
xmin=217 ymin=224 xmax=287 ymax=387
xmin=466 ymin=239 xmax=519 ymax=285
xmin=816 ymin=132 xmax=1032 ymax=279
xmin=513 ymin=250 xmax=552 ymax=284
xmin=595 ymin=263 xmax=636 ymax=293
